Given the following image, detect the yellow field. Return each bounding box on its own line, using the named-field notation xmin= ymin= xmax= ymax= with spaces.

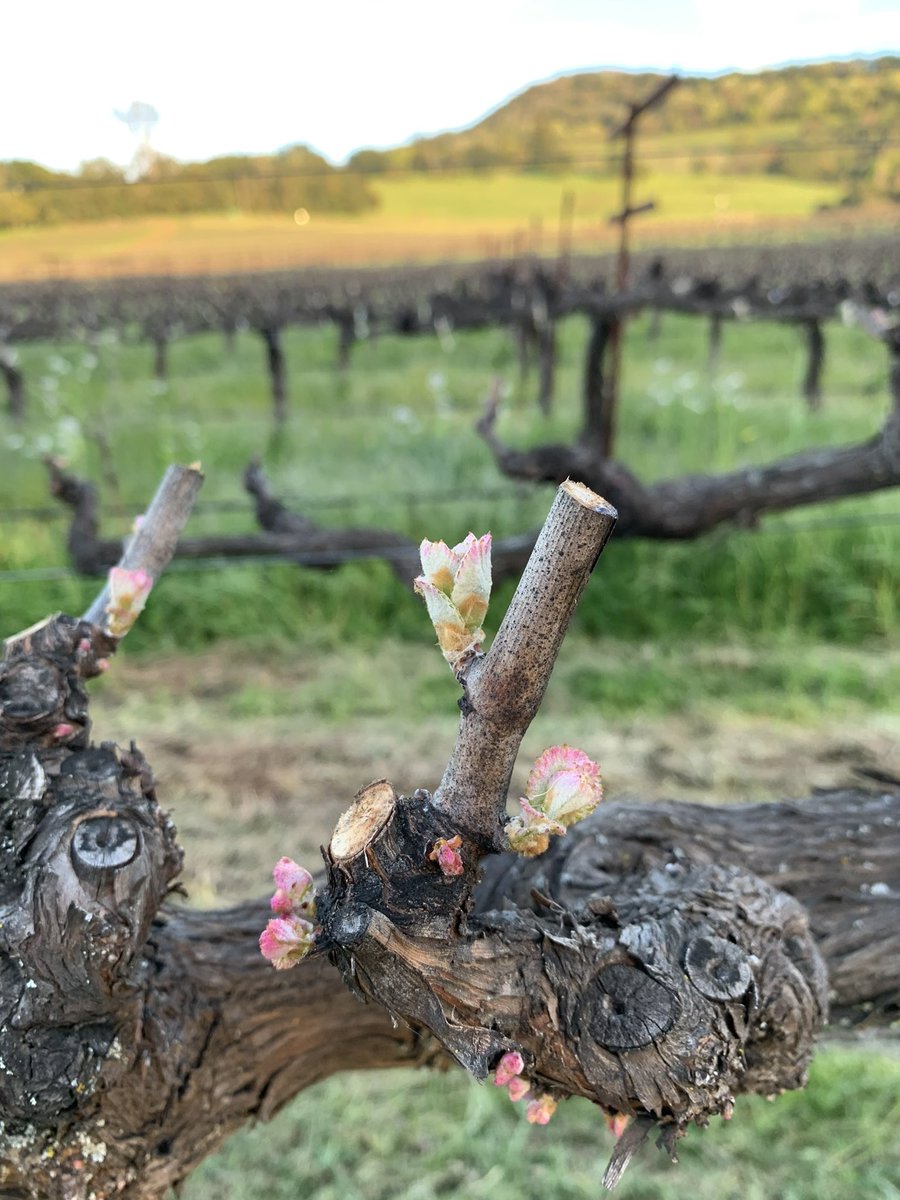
xmin=0 ymin=168 xmax=892 ymax=281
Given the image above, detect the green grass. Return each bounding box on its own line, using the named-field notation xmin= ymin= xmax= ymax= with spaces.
xmin=1 ymin=310 xmax=896 ymax=655
xmin=190 ymin=633 xmax=899 ymax=728
xmin=371 ymin=167 xmax=840 ymax=224
xmin=180 ymin=1048 xmax=900 ymax=1200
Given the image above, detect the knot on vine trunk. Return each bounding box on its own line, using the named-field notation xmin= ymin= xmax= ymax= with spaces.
xmin=0 ymin=616 xmax=114 ymax=753
xmin=0 ymin=618 xmax=182 ymax=1125
xmin=585 ymin=964 xmax=678 ymax=1049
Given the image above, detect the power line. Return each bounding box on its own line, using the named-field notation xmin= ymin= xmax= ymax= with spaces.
xmin=0 ymin=484 xmax=541 ymax=525
xmin=1 ymin=511 xmax=898 ymax=587
xmin=3 ymin=137 xmax=899 ymax=195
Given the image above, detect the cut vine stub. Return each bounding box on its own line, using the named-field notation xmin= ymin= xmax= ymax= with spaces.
xmin=560 ymin=477 xmax=617 ymax=514
xmin=684 ymin=935 xmax=754 ymax=1002
xmin=586 ymin=964 xmax=679 ymax=1050
xmin=329 ymin=779 xmax=398 ymax=863
xmin=71 ymin=811 xmax=141 ymax=881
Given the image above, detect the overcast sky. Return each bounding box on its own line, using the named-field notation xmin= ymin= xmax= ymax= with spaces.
xmin=4 ymin=0 xmax=898 ymax=171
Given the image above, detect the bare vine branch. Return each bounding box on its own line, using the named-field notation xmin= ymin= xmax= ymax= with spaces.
xmin=434 ymin=480 xmax=617 ymax=841
xmin=82 ymin=463 xmax=204 ymax=633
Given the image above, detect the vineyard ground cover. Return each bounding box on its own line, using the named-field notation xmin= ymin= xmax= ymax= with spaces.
xmin=2 ymin=308 xmax=896 ymax=651
xmin=2 ymin=295 xmax=898 ymax=1198
xmin=179 ymin=1050 xmax=900 ymax=1200
xmin=0 ymin=166 xmax=881 ymax=280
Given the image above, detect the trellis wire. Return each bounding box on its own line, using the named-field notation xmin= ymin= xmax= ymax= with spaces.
xmin=0 ymin=510 xmax=898 ymax=587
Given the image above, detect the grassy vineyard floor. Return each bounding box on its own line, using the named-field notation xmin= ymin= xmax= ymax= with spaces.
xmin=179 ymin=1051 xmax=900 ymax=1200
xmin=84 ymin=636 xmax=899 ymax=905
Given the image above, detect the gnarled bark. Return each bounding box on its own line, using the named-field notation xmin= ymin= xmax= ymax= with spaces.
xmin=316 ymin=483 xmax=826 ymax=1181
xmin=0 ymin=751 xmax=896 ymax=1200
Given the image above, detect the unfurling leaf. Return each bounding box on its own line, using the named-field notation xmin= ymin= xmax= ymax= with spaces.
xmin=450 ymin=533 xmax=492 ymax=628
xmin=419 ymin=538 xmax=458 ymax=594
xmin=415 ymin=532 xmax=491 ymax=671
xmin=259 ymin=915 xmax=316 ymax=970
xmin=262 ymin=857 xmax=318 ymax=964
xmin=106 ymin=567 xmax=153 ymax=638
xmin=525 ymin=745 xmax=602 ymax=826
xmin=507 ymin=746 xmax=602 ymax=856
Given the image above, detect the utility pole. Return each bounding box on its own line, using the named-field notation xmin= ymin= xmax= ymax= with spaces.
xmin=599 ymin=75 xmax=679 ymax=457
xmin=556 ymin=189 xmax=575 ymax=284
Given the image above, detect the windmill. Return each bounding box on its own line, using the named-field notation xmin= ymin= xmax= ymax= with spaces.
xmin=114 ymin=101 xmax=159 ymax=180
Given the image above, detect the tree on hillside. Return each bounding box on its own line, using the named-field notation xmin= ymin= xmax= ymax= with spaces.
xmin=0 ymin=467 xmax=896 ymax=1200
xmin=525 ymin=120 xmax=570 ymax=171
xmin=346 ymin=148 xmax=391 ymax=174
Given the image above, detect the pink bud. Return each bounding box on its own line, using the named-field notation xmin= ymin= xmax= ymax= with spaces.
xmin=259 ymin=914 xmax=316 ymax=969
xmin=429 ymin=835 xmax=464 ymax=877
xmin=106 ymin=567 xmax=153 ymax=637
xmin=270 ymin=857 xmax=316 ymax=917
xmin=507 ymin=1077 xmax=531 ymax=1102
xmin=606 ymin=1113 xmax=631 ymax=1139
xmin=273 ymin=856 xmax=313 ymax=894
xmin=52 ymin=723 xmax=76 ymax=739
xmin=95 ymin=658 xmax=110 ymax=673
xmin=270 ymin=889 xmax=294 ymax=915
xmin=493 ymin=1051 xmax=525 ymax=1087
xmin=525 ymin=1095 xmax=557 ymax=1125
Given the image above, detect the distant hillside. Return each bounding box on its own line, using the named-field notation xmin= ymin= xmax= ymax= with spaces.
xmin=349 ymin=57 xmax=900 ymax=202
xmin=2 ymin=58 xmax=897 ymax=232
